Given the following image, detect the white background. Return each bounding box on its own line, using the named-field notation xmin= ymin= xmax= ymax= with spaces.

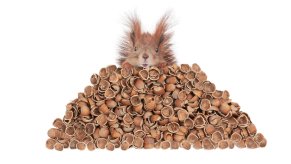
xmin=0 ymin=0 xmax=290 ymax=163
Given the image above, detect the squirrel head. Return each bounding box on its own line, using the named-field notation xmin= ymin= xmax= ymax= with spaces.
xmin=118 ymin=14 xmax=176 ymax=67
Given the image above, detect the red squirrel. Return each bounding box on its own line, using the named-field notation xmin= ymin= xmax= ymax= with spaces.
xmin=118 ymin=14 xmax=176 ymax=68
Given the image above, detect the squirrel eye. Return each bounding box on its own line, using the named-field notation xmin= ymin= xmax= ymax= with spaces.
xmin=134 ymin=47 xmax=137 ymax=51
xmin=155 ymin=48 xmax=159 ymax=53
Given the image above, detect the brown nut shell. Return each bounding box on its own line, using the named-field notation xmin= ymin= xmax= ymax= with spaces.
xmin=200 ymin=99 xmax=211 ymax=111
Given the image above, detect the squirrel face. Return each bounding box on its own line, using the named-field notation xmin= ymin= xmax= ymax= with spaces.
xmin=130 ymin=33 xmax=164 ymax=68
xmin=118 ymin=14 xmax=176 ymax=68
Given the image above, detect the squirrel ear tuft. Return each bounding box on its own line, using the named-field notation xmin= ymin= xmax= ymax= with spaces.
xmin=154 ymin=13 xmax=172 ymax=47
xmin=127 ymin=14 xmax=141 ymax=46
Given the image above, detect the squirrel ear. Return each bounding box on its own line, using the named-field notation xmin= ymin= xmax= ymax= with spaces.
xmin=127 ymin=15 xmax=141 ymax=46
xmin=154 ymin=14 xmax=172 ymax=47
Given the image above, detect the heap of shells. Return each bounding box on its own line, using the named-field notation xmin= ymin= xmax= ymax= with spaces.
xmin=46 ymin=64 xmax=267 ymax=151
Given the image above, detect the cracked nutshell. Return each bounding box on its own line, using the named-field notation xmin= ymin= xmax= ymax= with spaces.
xmin=46 ymin=64 xmax=267 ymax=151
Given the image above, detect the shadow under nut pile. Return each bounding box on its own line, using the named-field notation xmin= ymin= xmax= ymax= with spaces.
xmin=46 ymin=64 xmax=267 ymax=151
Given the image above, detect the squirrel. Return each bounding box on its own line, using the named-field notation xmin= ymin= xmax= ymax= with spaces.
xmin=118 ymin=14 xmax=176 ymax=68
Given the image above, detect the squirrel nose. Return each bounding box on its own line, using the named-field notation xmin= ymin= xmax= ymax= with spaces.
xmin=143 ymin=54 xmax=149 ymax=60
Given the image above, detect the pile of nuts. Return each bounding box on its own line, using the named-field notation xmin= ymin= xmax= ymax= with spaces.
xmin=46 ymin=64 xmax=267 ymax=151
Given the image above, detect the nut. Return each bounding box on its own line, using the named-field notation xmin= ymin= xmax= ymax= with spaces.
xmin=202 ymin=138 xmax=214 ymax=150
xmin=203 ymin=81 xmax=216 ymax=93
xmin=149 ymin=67 xmax=160 ymax=80
xmin=104 ymin=88 xmax=115 ymax=99
xmin=139 ymin=69 xmax=149 ymax=80
xmin=238 ymin=114 xmax=250 ymax=127
xmin=161 ymin=106 xmax=174 ymax=118
xmin=87 ymin=141 xmax=96 ymax=151
xmin=180 ymin=64 xmax=191 ymax=73
xmin=121 ymin=141 xmax=130 ymax=150
xmin=219 ymin=102 xmax=231 ymax=116
xmin=76 ymin=142 xmax=86 ymax=151
xmin=65 ymin=126 xmax=75 ymax=136
xmin=170 ymin=141 xmax=180 ymax=149
xmin=191 ymin=63 xmax=201 ymax=73
xmin=109 ymin=72 xmax=119 ymax=83
xmin=204 ymin=124 xmax=216 ymax=135
xmin=161 ymin=141 xmax=171 ymax=149
xmin=211 ymin=131 xmax=223 ymax=143
xmin=247 ymin=123 xmax=257 ymax=136
xmin=46 ymin=139 xmax=56 ymax=149
xmin=177 ymin=108 xmax=189 ymax=121
xmin=166 ymin=76 xmax=177 ymax=84
xmin=163 ymin=97 xmax=173 ymax=106
xmin=106 ymin=99 xmax=117 ymax=109
xmin=193 ymin=140 xmax=202 ymax=149
xmin=208 ymin=115 xmax=221 ymax=125
xmin=46 ymin=64 xmax=266 ymax=150
xmin=134 ymin=78 xmax=145 ymax=90
xmin=181 ymin=140 xmax=191 ymax=150
xmin=130 ymin=95 xmax=141 ymax=106
xmin=54 ymin=142 xmax=64 ymax=151
xmin=99 ymin=67 xmax=109 ymax=79
xmin=165 ymin=84 xmax=176 ymax=92
xmin=85 ymin=123 xmax=95 ymax=135
xmin=184 ymin=118 xmax=194 ymax=129
xmin=200 ymin=99 xmax=211 ymax=111
xmin=99 ymin=127 xmax=110 ymax=138
xmin=187 ymin=133 xmax=198 ymax=143
xmin=123 ymin=113 xmax=134 ymax=125
xmin=194 ymin=115 xmax=206 ymax=128
xmin=245 ymin=137 xmax=258 ymax=149
xmin=167 ymin=122 xmax=180 ymax=133
xmin=90 ymin=73 xmax=100 ymax=85
xmin=97 ymin=138 xmax=107 ymax=149
xmin=230 ymin=132 xmax=242 ymax=143
xmin=96 ymin=114 xmax=107 ymax=126
xmin=105 ymin=142 xmax=115 ymax=151
xmin=99 ymin=104 xmax=110 ymax=115
xmin=133 ymin=137 xmax=144 ymax=148
xmin=186 ymin=71 xmax=196 ymax=81
xmin=53 ymin=118 xmax=65 ymax=129
xmin=121 ymin=67 xmax=133 ymax=78
xmin=153 ymin=86 xmax=165 ymax=96
xmin=178 ymin=90 xmax=187 ymax=101
xmin=218 ymin=140 xmax=229 ymax=149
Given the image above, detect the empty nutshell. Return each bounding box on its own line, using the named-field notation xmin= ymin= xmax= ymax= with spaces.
xmin=133 ymin=137 xmax=144 ymax=148
xmin=105 ymin=142 xmax=115 ymax=151
xmin=167 ymin=122 xmax=180 ymax=133
xmin=177 ymin=108 xmax=189 ymax=121
xmin=161 ymin=141 xmax=171 ymax=149
xmin=69 ymin=139 xmax=78 ymax=149
xmin=121 ymin=141 xmax=131 ymax=150
xmin=97 ymin=138 xmax=107 ymax=149
xmin=193 ymin=140 xmax=203 ymax=149
xmin=54 ymin=142 xmax=64 ymax=151
xmin=218 ymin=140 xmax=229 ymax=149
xmin=161 ymin=106 xmax=174 ymax=118
xmin=181 ymin=140 xmax=191 ymax=150
xmin=211 ymin=131 xmax=223 ymax=143
xmin=238 ymin=114 xmax=250 ymax=127
xmin=65 ymin=126 xmax=75 ymax=136
xmin=200 ymin=99 xmax=211 ymax=111
xmin=46 ymin=138 xmax=57 ymax=150
xmin=53 ymin=118 xmax=65 ymax=129
xmin=76 ymin=142 xmax=86 ymax=150
xmin=85 ymin=123 xmax=95 ymax=135
xmin=202 ymin=138 xmax=214 ymax=150
xmin=194 ymin=115 xmax=206 ymax=128
xmin=46 ymin=64 xmax=266 ymax=150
